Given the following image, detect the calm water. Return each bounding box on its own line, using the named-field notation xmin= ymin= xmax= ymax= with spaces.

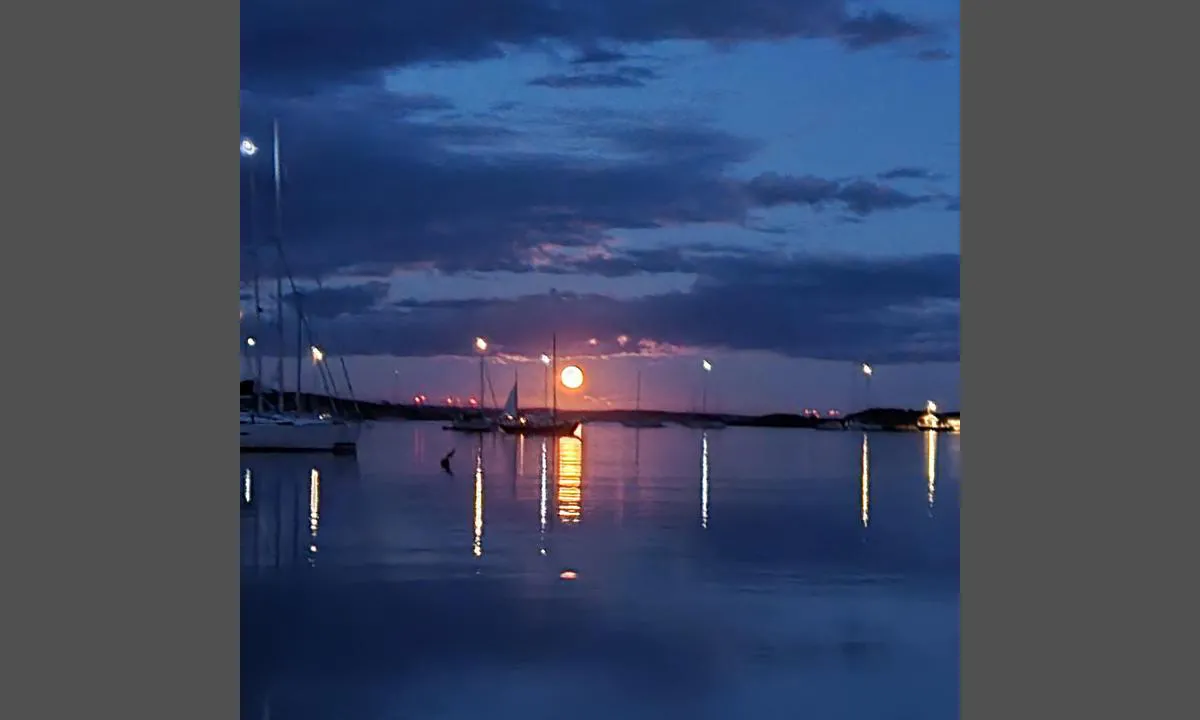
xmin=241 ymin=422 xmax=960 ymax=720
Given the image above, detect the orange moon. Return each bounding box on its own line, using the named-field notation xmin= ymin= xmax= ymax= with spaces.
xmin=560 ymin=365 xmax=584 ymax=389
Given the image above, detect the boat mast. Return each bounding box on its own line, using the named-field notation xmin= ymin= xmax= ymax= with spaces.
xmin=551 ymin=333 xmax=558 ymax=424
xmin=479 ymin=351 xmax=486 ymax=413
xmin=273 ymin=119 xmax=286 ymax=413
xmin=248 ymin=166 xmax=265 ymax=415
xmin=635 ymin=370 xmax=642 ymax=412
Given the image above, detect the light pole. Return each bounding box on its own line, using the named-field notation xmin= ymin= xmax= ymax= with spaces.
xmin=701 ymin=359 xmax=712 ymax=414
xmin=861 ymin=363 xmax=873 ymax=410
xmin=241 ymin=137 xmax=265 ymax=415
xmin=540 ymin=353 xmax=551 ymax=411
xmin=475 ymin=337 xmax=488 ymax=410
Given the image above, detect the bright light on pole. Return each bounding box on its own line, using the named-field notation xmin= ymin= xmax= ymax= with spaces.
xmin=540 ymin=353 xmax=551 ymax=366
xmin=240 ymin=138 xmax=258 ymax=157
xmin=246 ymin=337 xmax=256 ymax=347
xmin=310 ymin=345 xmax=324 ymax=363
xmin=862 ymin=363 xmax=872 ymax=376
xmin=475 ymin=337 xmax=488 ymax=353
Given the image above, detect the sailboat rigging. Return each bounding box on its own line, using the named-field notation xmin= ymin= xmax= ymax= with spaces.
xmin=240 ymin=120 xmax=362 ymax=454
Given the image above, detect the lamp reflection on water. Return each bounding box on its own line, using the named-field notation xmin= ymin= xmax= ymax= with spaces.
xmin=308 ymin=468 xmax=320 ymax=562
xmin=473 ymin=442 xmax=485 ymax=557
xmin=244 ymin=468 xmax=252 ymax=505
xmin=539 ymin=439 xmax=548 ymax=554
xmin=557 ymin=431 xmax=583 ymax=524
xmin=700 ymin=431 xmax=709 ymax=529
xmin=861 ymin=433 xmax=870 ymax=528
xmin=925 ymin=430 xmax=937 ymax=511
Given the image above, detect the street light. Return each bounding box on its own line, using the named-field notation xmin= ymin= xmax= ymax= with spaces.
xmin=474 ymin=337 xmax=488 ymax=410
xmin=701 ymin=359 xmax=712 ymax=413
xmin=540 ymin=353 xmax=552 ymax=409
xmin=246 ymin=337 xmax=256 ymax=347
xmin=310 ymin=345 xmax=324 ymax=364
xmin=861 ymin=363 xmax=873 ymax=410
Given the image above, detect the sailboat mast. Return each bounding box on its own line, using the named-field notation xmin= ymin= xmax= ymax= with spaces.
xmin=479 ymin=353 xmax=486 ymax=411
xmin=552 ymin=334 xmax=558 ymax=423
xmin=273 ymin=119 xmax=286 ymax=413
xmin=635 ymin=370 xmax=642 ymax=412
xmin=249 ymin=169 xmax=264 ymax=415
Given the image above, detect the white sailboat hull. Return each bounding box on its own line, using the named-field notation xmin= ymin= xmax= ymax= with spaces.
xmin=240 ymin=416 xmax=360 ymax=454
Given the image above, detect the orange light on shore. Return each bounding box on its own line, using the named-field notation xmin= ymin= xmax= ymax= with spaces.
xmin=560 ymin=365 xmax=584 ymax=389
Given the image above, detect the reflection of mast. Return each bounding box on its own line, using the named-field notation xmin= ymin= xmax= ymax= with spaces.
xmin=700 ymin=432 xmax=709 ymax=528
xmin=925 ymin=430 xmax=937 ymax=512
xmin=556 ymin=432 xmax=583 ymax=523
xmin=308 ymin=468 xmax=320 ymax=564
xmin=539 ymin=440 xmax=548 ymax=555
xmin=861 ymin=433 xmax=870 ymax=528
xmin=473 ymin=441 xmax=485 ymax=557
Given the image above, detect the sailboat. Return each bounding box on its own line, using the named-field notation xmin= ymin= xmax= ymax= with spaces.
xmin=240 ymin=121 xmax=361 ymax=455
xmin=497 ymin=374 xmax=579 ymax=437
xmin=621 ymin=370 xmax=664 ymax=428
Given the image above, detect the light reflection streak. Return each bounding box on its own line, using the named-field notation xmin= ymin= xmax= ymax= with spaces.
xmin=557 ymin=431 xmax=583 ymax=524
xmin=309 ymin=468 xmax=320 ymax=561
xmin=518 ymin=433 xmax=526 ymax=476
xmin=539 ymin=439 xmax=548 ymax=555
xmin=861 ymin=433 xmax=870 ymax=528
xmin=473 ymin=443 xmax=484 ymax=557
xmin=925 ymin=430 xmax=937 ymax=511
xmin=243 ymin=468 xmax=252 ymax=504
xmin=701 ymin=431 xmax=709 ymax=528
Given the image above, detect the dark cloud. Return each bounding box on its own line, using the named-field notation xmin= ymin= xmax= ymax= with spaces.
xmin=878 ymin=166 xmax=940 ymax=181
xmin=914 ymin=48 xmax=954 ymax=62
xmin=745 ymin=173 xmax=932 ymax=215
xmin=283 ymin=282 xmax=391 ymax=319
xmin=240 ymin=89 xmax=944 ymax=282
xmin=243 ymin=253 xmax=959 ymax=362
xmin=241 ymin=0 xmax=936 ymax=94
xmin=528 ymin=65 xmax=660 ymax=89
xmin=837 ymin=10 xmax=929 ymax=50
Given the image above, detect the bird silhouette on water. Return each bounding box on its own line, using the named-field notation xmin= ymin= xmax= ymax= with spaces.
xmin=440 ymin=448 xmax=456 ymax=475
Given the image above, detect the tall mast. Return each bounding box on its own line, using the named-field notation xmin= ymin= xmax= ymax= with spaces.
xmin=248 ymin=168 xmax=264 ymax=415
xmin=273 ymin=119 xmax=286 ymax=413
xmin=552 ymin=334 xmax=558 ymax=423
xmin=479 ymin=352 xmax=486 ymax=412
xmin=635 ymin=370 xmax=642 ymax=412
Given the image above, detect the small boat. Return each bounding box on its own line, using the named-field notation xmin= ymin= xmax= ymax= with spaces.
xmin=620 ymin=371 xmax=665 ymax=428
xmin=496 ymin=377 xmax=580 ymax=436
xmin=446 ymin=409 xmax=495 ymax=433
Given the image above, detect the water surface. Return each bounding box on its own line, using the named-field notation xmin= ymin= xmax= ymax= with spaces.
xmin=241 ymin=422 xmax=959 ymax=719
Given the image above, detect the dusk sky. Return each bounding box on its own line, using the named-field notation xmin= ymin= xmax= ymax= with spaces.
xmin=238 ymin=0 xmax=960 ymax=415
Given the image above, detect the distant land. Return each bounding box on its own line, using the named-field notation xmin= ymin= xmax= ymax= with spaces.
xmin=240 ymin=381 xmax=960 ymax=432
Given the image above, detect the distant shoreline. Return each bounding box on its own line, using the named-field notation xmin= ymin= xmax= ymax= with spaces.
xmin=240 ymin=385 xmax=959 ymax=433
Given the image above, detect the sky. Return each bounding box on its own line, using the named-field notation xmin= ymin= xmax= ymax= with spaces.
xmin=238 ymin=0 xmax=960 ymax=415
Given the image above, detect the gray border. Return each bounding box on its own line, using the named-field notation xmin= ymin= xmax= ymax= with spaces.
xmin=5 ymin=3 xmax=236 ymax=718
xmin=965 ymin=1 xmax=1185 ymax=718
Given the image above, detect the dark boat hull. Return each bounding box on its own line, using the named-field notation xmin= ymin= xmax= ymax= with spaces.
xmin=498 ymin=421 xmax=581 ymax=437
